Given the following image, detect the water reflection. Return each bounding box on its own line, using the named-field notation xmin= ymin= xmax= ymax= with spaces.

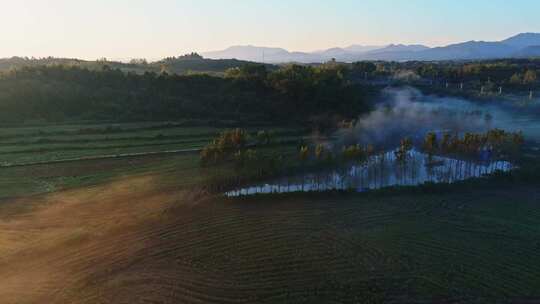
xmin=226 ymin=150 xmax=513 ymax=197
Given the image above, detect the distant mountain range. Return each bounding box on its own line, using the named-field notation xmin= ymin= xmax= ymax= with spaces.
xmin=202 ymin=33 xmax=540 ymax=63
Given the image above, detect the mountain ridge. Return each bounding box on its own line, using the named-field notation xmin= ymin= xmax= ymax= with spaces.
xmin=201 ymin=33 xmax=540 ymax=63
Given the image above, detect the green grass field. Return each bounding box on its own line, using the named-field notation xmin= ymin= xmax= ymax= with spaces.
xmin=0 ymin=122 xmax=306 ymax=165
xmin=0 ymin=122 xmax=307 ymax=198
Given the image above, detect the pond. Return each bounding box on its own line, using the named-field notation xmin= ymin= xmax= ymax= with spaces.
xmin=226 ymin=150 xmax=513 ymax=197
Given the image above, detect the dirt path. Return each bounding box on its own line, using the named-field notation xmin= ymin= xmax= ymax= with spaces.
xmin=0 ymin=148 xmax=201 ymax=168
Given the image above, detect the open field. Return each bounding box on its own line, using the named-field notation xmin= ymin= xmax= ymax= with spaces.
xmin=1 ymin=121 xmax=540 ymax=303
xmin=1 ymin=155 xmax=540 ymax=303
xmin=0 ymin=122 xmax=305 ymax=166
xmin=0 ymin=122 xmax=306 ymax=198
xmin=4 ymin=4 xmax=540 ymax=303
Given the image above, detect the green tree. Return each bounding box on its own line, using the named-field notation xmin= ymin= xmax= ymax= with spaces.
xmin=225 ymin=64 xmax=268 ymax=82
xmin=352 ymin=61 xmax=377 ymax=77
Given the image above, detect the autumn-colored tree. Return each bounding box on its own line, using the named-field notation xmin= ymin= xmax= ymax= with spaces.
xmin=315 ymin=144 xmax=326 ymax=160
xmin=342 ymin=145 xmax=364 ymax=161
xmin=200 ymin=129 xmax=249 ymax=166
xmin=256 ymin=130 xmax=275 ymax=145
xmin=366 ymin=144 xmax=375 ymax=157
xmin=299 ymin=146 xmax=309 ymax=162
xmin=440 ymin=133 xmax=451 ymax=153
xmin=234 ymin=149 xmax=258 ymax=168
xmin=523 ymin=70 xmax=537 ymax=84
xmin=423 ymin=132 xmax=438 ymax=157
xmin=509 ymin=73 xmax=522 ymax=85
xmin=395 ymin=137 xmax=412 ymax=162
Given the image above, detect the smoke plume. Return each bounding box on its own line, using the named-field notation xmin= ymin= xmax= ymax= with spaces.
xmin=336 ymin=86 xmax=535 ymax=148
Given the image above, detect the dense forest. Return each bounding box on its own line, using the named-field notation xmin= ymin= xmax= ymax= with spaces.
xmin=0 ymin=63 xmax=372 ymax=124
xmin=1 ymin=55 xmax=539 ymax=125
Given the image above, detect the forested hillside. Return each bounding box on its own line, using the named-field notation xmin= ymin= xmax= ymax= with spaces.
xmin=0 ymin=53 xmax=276 ymax=76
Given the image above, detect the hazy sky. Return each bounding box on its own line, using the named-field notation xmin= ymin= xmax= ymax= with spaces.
xmin=2 ymin=0 xmax=539 ymax=60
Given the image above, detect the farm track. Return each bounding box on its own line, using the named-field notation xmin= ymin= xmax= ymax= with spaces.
xmin=0 ymin=147 xmax=202 ymax=168
xmin=0 ymin=138 xmax=207 ymax=153
xmin=0 ymin=139 xmax=300 ymax=168
xmin=1 ymin=176 xmax=540 ymax=303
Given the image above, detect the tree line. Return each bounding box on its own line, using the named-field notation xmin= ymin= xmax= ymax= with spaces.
xmin=368 ymin=59 xmax=540 ymax=91
xmin=0 ymin=64 xmax=372 ymax=124
xmin=0 ymin=54 xmax=276 ymax=76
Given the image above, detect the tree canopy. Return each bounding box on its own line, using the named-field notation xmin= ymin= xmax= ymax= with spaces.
xmin=0 ymin=64 xmax=371 ymax=124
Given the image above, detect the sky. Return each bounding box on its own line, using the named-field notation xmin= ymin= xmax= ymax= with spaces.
xmin=1 ymin=0 xmax=539 ymax=60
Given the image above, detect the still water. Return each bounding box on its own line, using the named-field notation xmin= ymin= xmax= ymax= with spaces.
xmin=226 ymin=150 xmax=513 ymax=197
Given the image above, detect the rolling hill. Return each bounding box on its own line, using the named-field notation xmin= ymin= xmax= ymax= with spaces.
xmin=0 ymin=54 xmax=275 ymax=75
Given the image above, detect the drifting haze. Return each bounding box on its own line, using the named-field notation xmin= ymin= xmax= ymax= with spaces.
xmin=338 ymin=87 xmax=540 ymax=148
